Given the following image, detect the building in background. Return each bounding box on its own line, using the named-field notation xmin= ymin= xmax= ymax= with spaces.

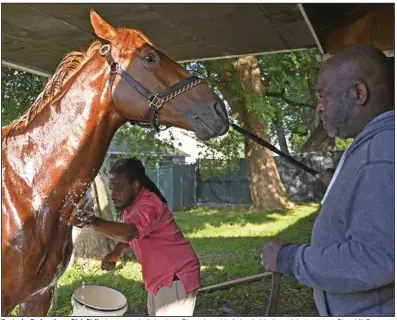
xmin=107 ymin=139 xmax=190 ymax=166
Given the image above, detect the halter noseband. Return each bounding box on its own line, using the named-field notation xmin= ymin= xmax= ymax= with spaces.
xmin=99 ymin=43 xmax=202 ymax=132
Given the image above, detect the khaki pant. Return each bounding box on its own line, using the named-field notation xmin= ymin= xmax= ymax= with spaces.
xmin=147 ymin=280 xmax=197 ymax=316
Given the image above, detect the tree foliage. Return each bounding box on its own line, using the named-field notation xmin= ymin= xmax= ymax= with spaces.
xmin=112 ymin=124 xmax=179 ymax=167
xmin=2 ymin=67 xmax=43 ymax=126
xmin=258 ymin=50 xmax=320 ymax=151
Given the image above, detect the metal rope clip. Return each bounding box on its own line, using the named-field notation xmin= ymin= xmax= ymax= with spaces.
xmin=100 ymin=44 xmax=111 ymax=56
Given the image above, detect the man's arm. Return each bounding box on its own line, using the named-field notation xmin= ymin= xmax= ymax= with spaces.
xmin=101 ymin=241 xmax=130 ymax=271
xmin=103 ymin=242 xmax=130 ymax=262
xmin=68 ymin=194 xmax=140 ymax=243
xmin=69 ymin=197 xmax=162 ymax=242
xmin=111 ymin=241 xmax=130 ymax=258
xmin=277 ymin=163 xmax=394 ymax=294
xmin=90 ymin=217 xmax=139 ymax=243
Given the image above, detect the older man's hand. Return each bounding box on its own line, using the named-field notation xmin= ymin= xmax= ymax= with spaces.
xmin=261 ymin=239 xmax=285 ymax=272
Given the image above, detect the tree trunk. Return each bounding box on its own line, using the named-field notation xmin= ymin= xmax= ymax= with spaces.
xmin=205 ymin=58 xmax=293 ymax=210
xmin=244 ymin=110 xmax=293 ymax=210
xmin=275 ymin=119 xmax=289 ymax=155
xmin=300 ymin=74 xmax=335 ymax=151
xmin=69 ymin=157 xmax=117 ymax=268
xmin=300 ymin=121 xmax=335 ymax=152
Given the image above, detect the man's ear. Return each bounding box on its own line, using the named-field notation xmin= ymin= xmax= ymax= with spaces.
xmin=353 ymin=81 xmax=368 ymax=105
xmin=132 ymin=180 xmax=141 ymax=193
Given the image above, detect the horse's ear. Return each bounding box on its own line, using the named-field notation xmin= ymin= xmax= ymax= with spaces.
xmin=90 ymin=9 xmax=116 ymax=41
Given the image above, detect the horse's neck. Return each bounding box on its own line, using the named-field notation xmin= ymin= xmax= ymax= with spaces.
xmin=5 ymin=57 xmax=123 ymax=212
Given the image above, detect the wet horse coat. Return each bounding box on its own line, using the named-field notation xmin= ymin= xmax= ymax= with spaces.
xmin=1 ymin=10 xmax=228 ymax=316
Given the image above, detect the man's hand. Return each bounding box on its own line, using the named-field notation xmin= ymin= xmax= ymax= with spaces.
xmin=101 ymin=252 xmax=119 ymax=271
xmin=321 ymin=168 xmax=335 ymax=187
xmin=261 ymin=239 xmax=285 ymax=272
xmin=68 ymin=194 xmax=96 ymax=228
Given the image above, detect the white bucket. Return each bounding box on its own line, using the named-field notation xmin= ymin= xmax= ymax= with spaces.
xmin=71 ymin=285 xmax=128 ymax=316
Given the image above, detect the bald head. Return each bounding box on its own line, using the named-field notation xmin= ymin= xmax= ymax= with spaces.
xmin=325 ymin=44 xmax=393 ymax=96
xmin=317 ymin=44 xmax=393 ymax=139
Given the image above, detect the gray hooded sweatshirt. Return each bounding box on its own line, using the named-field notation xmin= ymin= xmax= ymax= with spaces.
xmin=278 ymin=110 xmax=395 ymax=316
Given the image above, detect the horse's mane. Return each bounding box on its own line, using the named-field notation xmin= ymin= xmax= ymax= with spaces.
xmin=2 ymin=40 xmax=101 ymax=140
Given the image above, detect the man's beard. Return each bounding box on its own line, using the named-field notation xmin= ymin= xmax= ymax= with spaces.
xmin=321 ymin=97 xmax=352 ymax=139
xmin=116 ymin=193 xmax=138 ymax=219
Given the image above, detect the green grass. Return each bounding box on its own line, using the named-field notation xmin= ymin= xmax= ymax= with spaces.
xmin=49 ymin=203 xmax=320 ymax=316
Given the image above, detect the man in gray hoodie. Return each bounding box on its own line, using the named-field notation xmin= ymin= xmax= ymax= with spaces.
xmin=261 ymin=44 xmax=394 ymax=316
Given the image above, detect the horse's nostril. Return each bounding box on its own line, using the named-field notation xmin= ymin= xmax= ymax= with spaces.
xmin=213 ymin=101 xmax=226 ymax=117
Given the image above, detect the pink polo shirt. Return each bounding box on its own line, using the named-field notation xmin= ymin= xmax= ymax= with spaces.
xmin=122 ymin=187 xmax=201 ymax=296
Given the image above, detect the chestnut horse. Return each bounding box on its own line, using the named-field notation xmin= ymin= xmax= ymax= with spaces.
xmin=1 ymin=10 xmax=228 ymax=316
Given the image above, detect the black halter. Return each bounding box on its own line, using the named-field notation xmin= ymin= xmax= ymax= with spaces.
xmin=99 ymin=43 xmax=202 ymax=132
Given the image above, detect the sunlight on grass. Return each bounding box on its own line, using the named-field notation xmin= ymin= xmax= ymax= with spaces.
xmin=201 ymin=265 xmax=225 ymax=271
xmin=176 ymin=203 xmax=318 ymax=240
xmin=47 ymin=203 xmax=319 ymax=316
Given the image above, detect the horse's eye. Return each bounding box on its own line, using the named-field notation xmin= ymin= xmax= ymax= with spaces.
xmin=144 ymin=53 xmax=156 ymax=63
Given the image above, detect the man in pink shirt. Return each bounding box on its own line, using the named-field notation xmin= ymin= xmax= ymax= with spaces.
xmin=70 ymin=158 xmax=201 ymax=316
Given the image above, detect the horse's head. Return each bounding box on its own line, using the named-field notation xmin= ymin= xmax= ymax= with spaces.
xmin=90 ymin=10 xmax=229 ymax=140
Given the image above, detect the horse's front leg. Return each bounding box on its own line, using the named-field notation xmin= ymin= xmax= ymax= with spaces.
xmin=19 ymin=228 xmax=74 ymax=316
xmin=18 ymin=285 xmax=56 ymax=316
xmin=1 ymin=292 xmax=13 ymax=316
